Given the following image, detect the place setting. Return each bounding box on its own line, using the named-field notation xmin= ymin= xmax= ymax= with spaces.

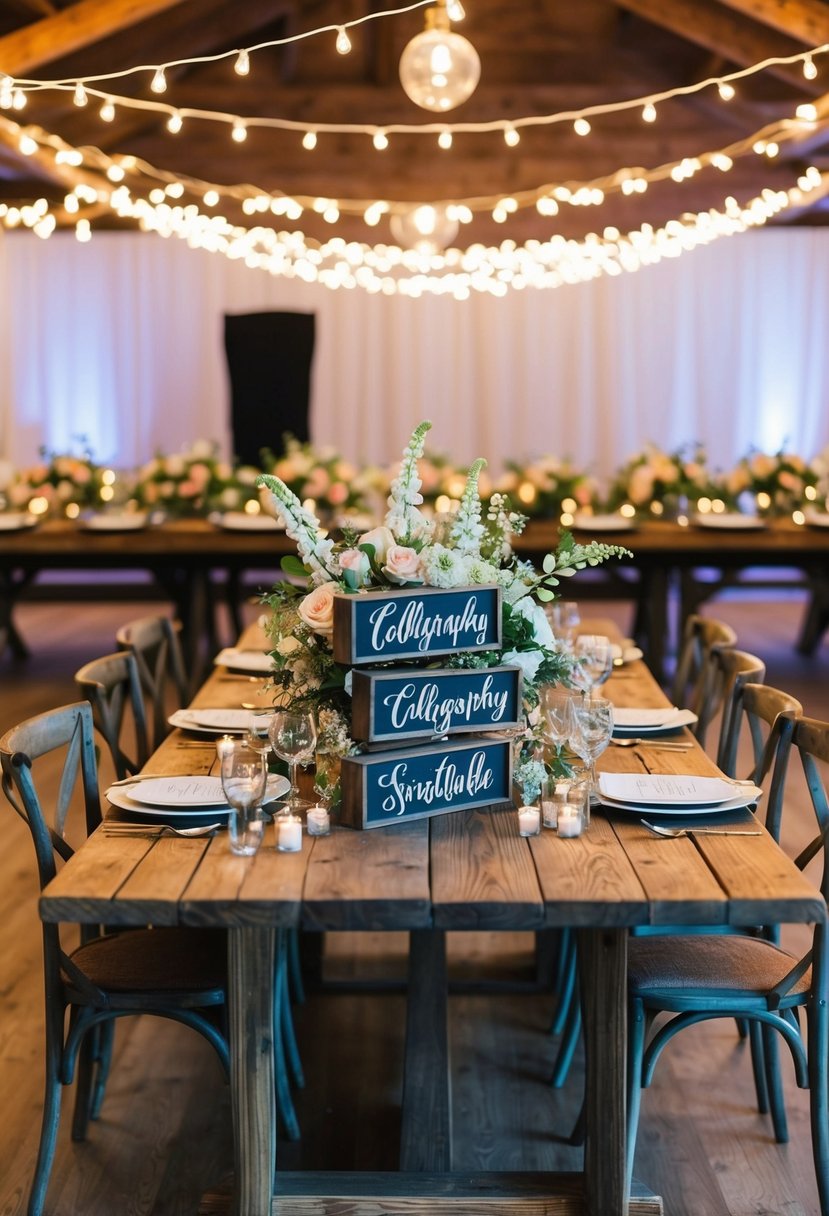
xmin=597 ymin=771 xmax=764 ymax=828
xmin=103 ymin=771 xmax=291 ymax=833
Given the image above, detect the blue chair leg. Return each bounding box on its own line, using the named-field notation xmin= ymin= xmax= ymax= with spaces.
xmin=807 ymin=998 xmax=829 ymax=1216
xmin=278 ymin=934 xmax=304 ymax=1089
xmin=551 ymin=931 xmax=577 ymax=1037
xmin=551 ymin=990 xmax=581 ymax=1088
xmin=70 ymin=1031 xmax=96 ymax=1141
xmin=90 ymin=1020 xmax=115 ymax=1120
xmin=287 ymin=927 xmax=306 ymax=1005
xmin=761 ymin=1022 xmax=789 ymax=1143
xmin=626 ymin=997 xmax=647 ymax=1197
xmin=748 ymin=1019 xmax=770 ymax=1115
xmin=273 ymin=932 xmax=300 ymax=1141
xmin=30 ymin=1001 xmax=65 ymax=1216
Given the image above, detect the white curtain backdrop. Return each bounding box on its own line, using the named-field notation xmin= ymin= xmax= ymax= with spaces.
xmin=1 ymin=226 xmax=828 ymax=478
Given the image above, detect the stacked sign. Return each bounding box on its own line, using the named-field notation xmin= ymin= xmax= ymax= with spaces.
xmin=332 ymin=584 xmax=519 ymax=830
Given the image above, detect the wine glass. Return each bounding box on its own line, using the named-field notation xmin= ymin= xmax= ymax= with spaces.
xmin=546 ymin=600 xmax=580 ymax=649
xmin=572 ymin=634 xmax=613 ymax=693
xmin=568 ymin=696 xmax=614 ymax=804
xmin=220 ymin=741 xmax=267 ymax=856
xmin=245 ymin=711 xmax=274 ymax=758
xmin=540 ymin=685 xmax=578 ymax=752
xmin=269 ymin=709 xmax=317 ymax=816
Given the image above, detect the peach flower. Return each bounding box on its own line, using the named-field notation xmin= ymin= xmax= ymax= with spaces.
xmin=297 ymin=581 xmax=339 ymax=636
xmin=383 ymin=545 xmax=423 ymax=585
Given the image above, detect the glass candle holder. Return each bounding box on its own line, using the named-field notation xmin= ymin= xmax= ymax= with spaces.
xmin=518 ymin=805 xmax=541 ymax=837
xmin=276 ymin=813 xmax=303 ymax=853
xmin=305 ymin=804 xmax=331 ymax=837
xmin=540 ymin=777 xmax=558 ymax=829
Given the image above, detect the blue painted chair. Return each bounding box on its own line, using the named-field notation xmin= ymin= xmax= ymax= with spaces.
xmin=74 ymin=651 xmax=150 ymax=780
xmin=115 ymin=614 xmax=190 ymax=750
xmin=670 ymin=613 xmax=737 ymax=747
xmin=0 ymin=702 xmax=231 ymax=1216
xmin=626 ymin=711 xmax=829 ymax=1213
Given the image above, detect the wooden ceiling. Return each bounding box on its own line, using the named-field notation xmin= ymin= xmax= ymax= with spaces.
xmin=1 ymin=0 xmax=829 ymax=248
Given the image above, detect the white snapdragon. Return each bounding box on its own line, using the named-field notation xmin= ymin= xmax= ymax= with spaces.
xmin=384 ymin=420 xmax=434 ymax=545
xmin=256 ymin=472 xmax=339 ymax=584
xmin=450 ymin=458 xmax=486 ymax=556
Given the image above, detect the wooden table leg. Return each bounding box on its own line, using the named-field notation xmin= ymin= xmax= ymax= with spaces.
xmin=400 ymin=929 xmax=451 ymax=1172
xmin=229 ymin=926 xmax=276 ymax=1216
xmin=578 ymin=927 xmax=628 ymax=1216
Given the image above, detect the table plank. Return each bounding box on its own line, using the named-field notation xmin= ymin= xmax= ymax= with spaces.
xmin=181 ymin=822 xmax=307 ymax=928
xmin=431 ymin=806 xmax=545 ymax=930
xmin=531 ymin=815 xmax=649 ymax=928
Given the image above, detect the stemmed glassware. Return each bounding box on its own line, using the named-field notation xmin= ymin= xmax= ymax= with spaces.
xmin=245 ymin=710 xmax=274 ymax=758
xmin=540 ymin=685 xmax=579 ymax=754
xmin=546 ymin=600 xmax=580 ymax=650
xmin=268 ymin=709 xmax=317 ymax=817
xmin=572 ymin=634 xmax=613 ymax=693
xmin=568 ymin=696 xmax=614 ymax=804
xmin=220 ymin=741 xmax=267 ymax=856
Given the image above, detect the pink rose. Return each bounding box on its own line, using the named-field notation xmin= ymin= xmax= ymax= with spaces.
xmin=383 ymin=545 xmax=423 ymax=585
xmin=297 ymin=581 xmax=339 ymax=636
xmin=328 ymin=481 xmax=349 ymax=506
xmin=338 ymin=548 xmax=370 ymax=589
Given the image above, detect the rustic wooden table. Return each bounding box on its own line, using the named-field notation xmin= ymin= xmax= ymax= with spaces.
xmin=39 ymin=627 xmax=824 ymax=1216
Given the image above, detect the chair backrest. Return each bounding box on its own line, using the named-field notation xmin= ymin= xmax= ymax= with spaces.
xmin=671 ymin=615 xmax=738 ymax=740
xmin=115 ymin=615 xmax=189 ymax=750
xmin=717 ymin=681 xmax=801 ymax=835
xmin=708 ymin=647 xmax=767 ymax=767
xmin=790 ymin=718 xmax=829 ymax=986
xmin=74 ymin=651 xmax=149 ymax=780
xmin=0 ymin=702 xmax=101 ymax=890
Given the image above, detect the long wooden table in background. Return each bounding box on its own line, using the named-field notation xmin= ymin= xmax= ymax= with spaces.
xmin=3 ymin=518 xmax=829 ymax=676
xmin=39 ymin=625 xmax=824 ymax=1216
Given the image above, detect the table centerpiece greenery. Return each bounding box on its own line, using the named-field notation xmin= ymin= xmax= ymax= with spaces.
xmin=257 ymin=421 xmax=632 ymax=809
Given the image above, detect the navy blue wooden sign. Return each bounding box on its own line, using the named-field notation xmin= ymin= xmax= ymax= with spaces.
xmin=350 ymin=665 xmax=522 ymax=745
xmin=339 ymin=736 xmax=513 ymax=830
xmin=332 ymin=584 xmax=502 ymax=666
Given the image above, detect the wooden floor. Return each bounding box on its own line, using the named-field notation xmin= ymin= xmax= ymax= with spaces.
xmin=1 ymin=589 xmax=827 ymax=1216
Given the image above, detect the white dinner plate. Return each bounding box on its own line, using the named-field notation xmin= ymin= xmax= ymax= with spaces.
xmin=612 ymin=708 xmax=697 ymax=735
xmin=599 ymin=789 xmax=762 ymax=817
xmin=169 ymin=708 xmax=250 ymax=734
xmin=81 ymin=512 xmax=149 ymax=531
xmin=611 ymin=643 xmax=644 ymax=665
xmin=209 ymin=511 xmax=285 ymax=532
xmin=214 ymin=648 xmax=272 ymax=674
xmin=572 ymin=513 xmax=636 ymax=532
xmin=599 ymin=773 xmax=743 ymax=807
xmin=691 ymin=513 xmax=765 ymax=530
xmin=106 ymin=773 xmax=289 ymax=810
xmin=0 ymin=512 xmax=38 ymax=531
xmin=803 ymin=509 xmax=829 ymax=529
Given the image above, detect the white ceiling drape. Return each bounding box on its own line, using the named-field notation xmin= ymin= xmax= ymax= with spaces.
xmin=1 ymin=227 xmax=828 ymax=477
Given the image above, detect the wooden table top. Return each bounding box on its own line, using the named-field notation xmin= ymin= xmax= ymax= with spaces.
xmin=40 ymin=625 xmax=824 ymax=935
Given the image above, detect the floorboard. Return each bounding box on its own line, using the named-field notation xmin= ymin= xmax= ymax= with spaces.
xmin=0 ymin=591 xmax=827 ymax=1215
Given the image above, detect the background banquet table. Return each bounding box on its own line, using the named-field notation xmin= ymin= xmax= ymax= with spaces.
xmin=38 ymin=626 xmax=823 ymax=1216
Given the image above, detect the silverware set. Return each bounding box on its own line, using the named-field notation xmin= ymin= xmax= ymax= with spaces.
xmin=640 ymin=818 xmax=761 ymax=839
xmin=101 ymin=822 xmax=223 ymax=838
xmin=610 ymin=737 xmax=694 ymax=751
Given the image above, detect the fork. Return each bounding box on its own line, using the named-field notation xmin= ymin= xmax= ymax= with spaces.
xmin=610 ymin=738 xmax=693 ymax=750
xmin=102 ymin=823 xmax=222 ymax=838
xmin=640 ymin=819 xmax=762 ymax=838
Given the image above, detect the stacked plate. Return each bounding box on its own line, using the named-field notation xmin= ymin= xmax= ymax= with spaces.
xmin=0 ymin=512 xmax=38 ymax=531
xmin=169 ymin=708 xmax=258 ymax=734
xmin=105 ymin=774 xmax=289 ymax=826
xmin=572 ymin=512 xmax=636 ymax=532
xmin=598 ymin=772 xmax=762 ymax=817
xmin=209 ymin=511 xmax=285 ymax=531
xmin=612 ymin=707 xmax=698 ymax=736
xmin=214 ymin=647 xmax=272 ymax=675
xmin=690 ymin=513 xmax=765 ymax=530
xmin=81 ymin=512 xmax=149 ymax=531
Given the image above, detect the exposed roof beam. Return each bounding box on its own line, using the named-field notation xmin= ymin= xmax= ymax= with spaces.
xmin=614 ymin=0 xmax=822 ymax=93
xmin=713 ymin=0 xmax=829 ymax=46
xmin=0 ymin=0 xmax=187 ymax=76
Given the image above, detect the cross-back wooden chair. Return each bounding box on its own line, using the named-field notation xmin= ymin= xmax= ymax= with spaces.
xmin=74 ymin=651 xmax=149 ymax=781
xmin=670 ymin=613 xmax=737 ymax=746
xmin=626 ymin=711 xmax=829 ymax=1214
xmin=115 ymin=614 xmax=189 ymax=750
xmin=0 ymin=702 xmax=229 ymax=1216
xmin=707 ymin=646 xmax=766 ymax=770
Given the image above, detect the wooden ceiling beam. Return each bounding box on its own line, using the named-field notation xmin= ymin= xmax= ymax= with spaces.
xmin=713 ymin=0 xmax=829 ymax=46
xmin=0 ymin=0 xmax=187 ymax=76
xmin=614 ymin=0 xmax=822 ymax=93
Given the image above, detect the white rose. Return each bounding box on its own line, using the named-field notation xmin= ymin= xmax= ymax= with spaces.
xmin=358 ymin=525 xmax=395 ymax=563
xmin=276 ymin=636 xmax=301 ymax=655
xmin=297 ymin=581 xmax=339 ymax=636
xmin=512 ymin=597 xmax=554 ymax=648
xmin=502 ymin=648 xmax=544 ymax=683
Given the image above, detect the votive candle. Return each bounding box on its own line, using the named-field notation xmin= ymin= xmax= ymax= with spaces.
xmin=557 ymin=805 xmax=583 ymax=838
xmin=306 ymin=805 xmax=330 ymax=836
xmin=277 ymin=816 xmax=302 ymax=853
xmin=518 ymin=806 xmax=541 ymax=837
xmin=216 ymin=734 xmax=235 ymax=761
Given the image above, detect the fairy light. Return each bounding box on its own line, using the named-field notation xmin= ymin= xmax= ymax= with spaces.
xmin=0 ymin=77 xmax=12 ymax=109
xmin=12 ymin=89 xmax=26 ymax=111
xmin=711 ymin=153 xmax=733 ymax=171
xmin=574 ymin=117 xmax=591 ymax=136
xmin=99 ymin=98 xmax=115 ymax=122
xmin=167 ymin=110 xmax=183 ymax=134
xmin=150 ymin=67 xmax=167 ymax=94
xmin=234 ymin=48 xmax=250 ymax=76
xmin=718 ymin=81 xmax=736 ymax=100
xmin=373 ymin=130 xmax=389 ymax=150
xmin=642 ymin=102 xmax=657 ymax=123
xmin=203 ymin=189 xmax=219 ymax=206
xmin=335 ymin=26 xmax=352 ymax=55
xmin=75 ymin=218 xmax=91 ymax=242
xmin=302 ymin=130 xmax=317 ymax=150
xmin=804 ymin=54 xmax=818 ymax=80
xmin=231 ymin=119 xmax=247 ymax=142
xmin=446 ymin=0 xmax=465 ymax=18
xmin=504 ymin=125 xmax=520 ymax=147
xmin=18 ymin=133 xmax=37 ymax=155
xmin=438 ymin=129 xmax=453 ymax=149
xmin=106 ymin=163 xmax=125 ymax=182
xmin=796 ymin=103 xmax=818 ymax=122
xmin=73 ymin=81 xmax=88 ymax=106
xmin=64 ymin=193 xmax=79 ymax=213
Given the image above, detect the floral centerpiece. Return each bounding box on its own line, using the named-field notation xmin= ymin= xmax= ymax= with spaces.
xmin=257 ymin=421 xmax=631 ymax=809
xmin=604 ymin=442 xmax=716 ymax=517
xmin=494 ymin=454 xmax=596 ymax=519
xmin=719 ymin=448 xmax=818 ymax=516
xmin=262 ymin=437 xmax=366 ymax=520
xmin=6 ymin=443 xmax=109 ymax=517
xmin=133 ymin=440 xmax=261 ymax=516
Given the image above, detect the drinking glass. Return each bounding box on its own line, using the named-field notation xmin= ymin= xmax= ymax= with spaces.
xmin=568 ymin=696 xmax=614 ymax=803
xmin=546 ymin=600 xmax=580 ymax=649
xmin=245 ymin=711 xmax=274 ymax=758
xmin=540 ymin=685 xmax=578 ymax=751
xmin=572 ymin=634 xmax=613 ymax=693
xmin=269 ymin=709 xmax=317 ymax=815
xmin=220 ymin=742 xmax=267 ymax=856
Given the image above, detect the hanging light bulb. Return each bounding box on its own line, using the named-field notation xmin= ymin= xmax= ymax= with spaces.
xmin=389 ymin=203 xmax=459 ymax=252
xmin=398 ymin=1 xmax=480 ymax=113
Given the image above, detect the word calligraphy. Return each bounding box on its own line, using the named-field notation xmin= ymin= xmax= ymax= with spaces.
xmin=333 ymin=585 xmax=501 ymax=666
xmin=351 ymin=666 xmax=522 ymax=745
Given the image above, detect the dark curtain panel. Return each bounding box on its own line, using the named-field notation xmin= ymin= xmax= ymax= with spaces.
xmin=223 ymin=311 xmax=316 ymax=465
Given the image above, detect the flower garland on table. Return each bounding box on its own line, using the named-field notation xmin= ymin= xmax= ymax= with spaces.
xmin=262 ymin=436 xmax=367 ymax=520
xmin=719 ymin=448 xmax=819 ymax=517
xmin=257 ymin=420 xmax=632 ymax=808
xmin=6 ymin=443 xmax=108 ymax=516
xmin=604 ymin=443 xmax=717 ymax=516
xmin=132 ymin=440 xmax=262 ymax=516
xmin=494 ymin=455 xmax=597 ymax=519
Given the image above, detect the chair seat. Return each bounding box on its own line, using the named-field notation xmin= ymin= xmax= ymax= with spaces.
xmin=67 ymin=928 xmax=227 ymax=994
xmin=629 ymin=934 xmax=811 ymax=1000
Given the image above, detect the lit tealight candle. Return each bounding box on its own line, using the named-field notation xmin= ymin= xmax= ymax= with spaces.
xmin=216 ymin=734 xmax=235 ymax=761
xmin=518 ymin=806 xmax=541 ymax=837
xmin=557 ymin=805 xmax=583 ymax=838
xmin=277 ymin=815 xmax=302 ymax=853
xmin=306 ymin=805 xmax=330 ymax=836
